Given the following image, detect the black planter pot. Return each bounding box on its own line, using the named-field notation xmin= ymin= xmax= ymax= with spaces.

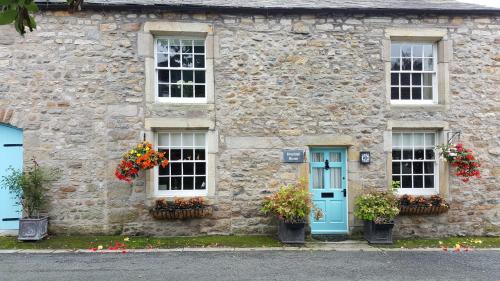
xmin=18 ymin=216 xmax=48 ymax=241
xmin=363 ymin=220 xmax=394 ymax=244
xmin=278 ymin=218 xmax=305 ymax=244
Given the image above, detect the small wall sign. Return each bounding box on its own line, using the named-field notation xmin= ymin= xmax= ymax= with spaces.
xmin=283 ymin=150 xmax=305 ymax=163
xmin=360 ymin=151 xmax=371 ymax=164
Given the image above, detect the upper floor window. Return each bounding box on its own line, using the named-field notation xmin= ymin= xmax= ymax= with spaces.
xmin=155 ymin=37 xmax=206 ymax=103
xmin=390 ymin=42 xmax=437 ymax=104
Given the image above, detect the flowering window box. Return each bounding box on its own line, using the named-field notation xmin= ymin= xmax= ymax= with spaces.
xmin=398 ymin=194 xmax=450 ymax=216
xmin=149 ymin=197 xmax=213 ymax=220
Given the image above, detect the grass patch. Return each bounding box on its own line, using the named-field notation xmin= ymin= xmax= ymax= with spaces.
xmin=386 ymin=236 xmax=500 ymax=249
xmin=0 ymin=235 xmax=282 ymax=250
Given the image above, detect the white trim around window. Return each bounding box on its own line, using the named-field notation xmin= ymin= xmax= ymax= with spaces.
xmin=154 ymin=37 xmax=207 ymax=103
xmin=391 ymin=131 xmax=439 ymax=196
xmin=390 ymin=42 xmax=438 ymax=105
xmin=154 ymin=131 xmax=208 ymax=197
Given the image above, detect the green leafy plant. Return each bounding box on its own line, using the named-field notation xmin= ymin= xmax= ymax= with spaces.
xmin=261 ymin=179 xmax=320 ymax=224
xmin=354 ymin=184 xmax=399 ymax=224
xmin=1 ymin=158 xmax=59 ymax=218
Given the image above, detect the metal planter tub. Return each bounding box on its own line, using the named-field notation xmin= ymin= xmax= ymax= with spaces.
xmin=363 ymin=220 xmax=394 ymax=244
xmin=278 ymin=218 xmax=306 ymax=244
xmin=150 ymin=206 xmax=213 ymax=220
xmin=18 ymin=216 xmax=48 ymax=241
xmin=399 ymin=205 xmax=450 ymax=216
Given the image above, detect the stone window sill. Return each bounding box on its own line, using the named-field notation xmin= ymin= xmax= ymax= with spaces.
xmin=390 ymin=104 xmax=447 ymax=112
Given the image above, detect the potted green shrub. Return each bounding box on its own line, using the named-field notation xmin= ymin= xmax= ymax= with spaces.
xmin=1 ymin=159 xmax=58 ymax=241
xmin=261 ymin=179 xmax=319 ymax=244
xmin=354 ymin=182 xmax=400 ymax=244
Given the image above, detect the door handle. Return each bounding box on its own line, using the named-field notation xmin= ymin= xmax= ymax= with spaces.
xmin=342 ymin=189 xmax=347 ymax=197
xmin=324 ymin=160 xmax=330 ymax=170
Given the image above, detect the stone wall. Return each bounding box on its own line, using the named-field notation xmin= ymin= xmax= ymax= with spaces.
xmin=0 ymin=9 xmax=498 ymax=237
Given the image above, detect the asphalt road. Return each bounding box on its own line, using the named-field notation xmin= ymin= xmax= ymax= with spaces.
xmin=0 ymin=250 xmax=499 ymax=281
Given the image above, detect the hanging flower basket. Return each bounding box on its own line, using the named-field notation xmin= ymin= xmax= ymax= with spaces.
xmin=115 ymin=141 xmax=169 ymax=182
xmin=398 ymin=194 xmax=450 ymax=216
xmin=149 ymin=197 xmax=213 ymax=220
xmin=436 ymin=143 xmax=480 ymax=182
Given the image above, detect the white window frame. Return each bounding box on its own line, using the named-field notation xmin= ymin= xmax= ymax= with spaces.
xmin=390 ymin=42 xmax=438 ymax=105
xmin=392 ymin=131 xmax=439 ymax=196
xmin=154 ymin=36 xmax=207 ymax=104
xmin=154 ymin=131 xmax=208 ymax=197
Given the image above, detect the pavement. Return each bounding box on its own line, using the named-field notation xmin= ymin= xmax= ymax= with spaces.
xmin=1 ymin=250 xmax=499 ymax=281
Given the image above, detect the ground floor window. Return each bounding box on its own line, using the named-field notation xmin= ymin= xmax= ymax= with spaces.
xmin=392 ymin=131 xmax=438 ymax=195
xmin=156 ymin=131 xmax=207 ymax=196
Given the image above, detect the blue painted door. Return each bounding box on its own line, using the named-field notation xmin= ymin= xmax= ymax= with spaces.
xmin=0 ymin=125 xmax=23 ymax=230
xmin=310 ymin=148 xmax=348 ymax=234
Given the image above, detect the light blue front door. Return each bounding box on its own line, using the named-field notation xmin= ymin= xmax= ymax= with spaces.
xmin=0 ymin=125 xmax=23 ymax=230
xmin=310 ymin=148 xmax=348 ymax=234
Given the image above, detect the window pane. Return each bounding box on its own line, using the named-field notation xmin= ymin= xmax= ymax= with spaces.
xmin=195 ymin=163 xmax=206 ymax=175
xmin=392 ymin=176 xmax=401 ymax=184
xmin=425 ymin=133 xmax=435 ymax=146
xmin=392 ymin=149 xmax=401 ymax=160
xmin=424 ymin=58 xmax=433 ymax=71
xmin=425 ymin=149 xmax=435 ymax=160
xmin=171 ymin=84 xmax=181 ymax=97
xmin=159 ymin=165 xmax=169 ymax=175
xmin=424 ymin=162 xmax=434 ymax=174
xmin=392 ymin=134 xmax=402 ymax=147
xmin=412 ymin=73 xmax=421 ymax=85
xmin=402 ymin=58 xmax=411 ymax=70
xmin=401 ymin=44 xmax=411 ymax=57
xmin=391 ymin=73 xmax=399 ymax=85
xmin=183 ymin=177 xmax=194 ymax=190
xmin=169 ymin=39 xmax=180 ymax=53
xmin=413 ymin=162 xmax=423 ymax=174
xmin=171 ymin=133 xmax=182 ymax=146
xmin=170 ymin=54 xmax=181 ymax=67
xmin=183 ymin=70 xmax=193 ymax=83
xmin=157 ymin=39 xmax=169 ymax=52
xmin=423 ymin=87 xmax=433 ymax=100
xmin=194 ymin=55 xmax=205 ymax=68
xmin=401 ymin=73 xmax=410 ymax=85
xmin=183 ymin=149 xmax=193 ymax=160
xmin=391 ymin=58 xmax=400 ymax=71
xmin=424 ymin=175 xmax=434 ymax=188
xmin=402 ymin=133 xmax=413 ymax=147
xmin=402 ymin=162 xmax=412 ymax=174
xmin=195 ymin=70 xmax=205 ymax=83
xmin=402 ymin=176 xmax=412 ymax=188
xmin=195 ymin=176 xmax=206 ymax=190
xmin=412 ymin=58 xmax=422 ymax=71
xmin=195 ymin=133 xmax=205 ymax=147
xmin=391 ymin=87 xmax=399 ymax=100
xmin=331 ymin=168 xmax=342 ymax=189
xmin=312 ymin=168 xmax=324 ymax=189
xmin=412 ymin=87 xmax=421 ymax=100
xmin=414 ymin=133 xmax=424 ymax=147
xmin=157 ymin=54 xmax=169 ymax=67
xmin=391 ymin=43 xmax=400 ymax=57
xmin=158 ymin=70 xmax=169 ymax=83
xmin=158 ymin=84 xmax=169 ymax=97
xmin=171 ymin=163 xmax=182 ymax=175
xmin=195 ymin=149 xmax=205 ymax=160
xmin=403 ymin=149 xmax=413 ymax=159
xmin=171 ymin=70 xmax=182 ymax=83
xmin=401 ymin=87 xmax=410 ymax=100
xmin=159 ymin=177 xmax=169 ymax=190
xmin=170 ymin=149 xmax=181 ymax=160
xmin=312 ymin=153 xmax=324 ymax=162
xmin=158 ymin=133 xmax=169 ymax=146
xmin=413 ymin=176 xmax=423 ymax=188
xmin=415 ymin=149 xmax=424 ymax=160
xmin=423 ymin=44 xmax=433 ymax=57
xmin=171 ymin=177 xmax=182 ymax=190
xmin=392 ymin=162 xmax=401 ymax=174
xmin=330 ymin=152 xmax=341 ymax=162
xmin=182 ymin=54 xmax=193 ymax=68
xmin=412 ymin=44 xmax=423 ymax=58
xmin=183 ymin=85 xmax=193 ymax=97
xmin=181 ymin=40 xmax=193 ymax=53
xmin=423 ymin=73 xmax=432 ymax=86
xmin=195 ymin=85 xmax=205 ymax=98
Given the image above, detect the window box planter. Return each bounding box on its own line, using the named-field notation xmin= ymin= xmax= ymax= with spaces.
xmin=150 ymin=206 xmax=213 ymax=220
xmin=278 ymin=218 xmax=305 ymax=244
xmin=399 ymin=204 xmax=449 ymax=216
xmin=363 ymin=220 xmax=394 ymax=244
xmin=18 ymin=216 xmax=48 ymax=241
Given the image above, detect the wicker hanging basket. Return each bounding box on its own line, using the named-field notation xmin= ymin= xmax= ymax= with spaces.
xmin=150 ymin=206 xmax=213 ymax=220
xmin=398 ymin=205 xmax=450 ymax=216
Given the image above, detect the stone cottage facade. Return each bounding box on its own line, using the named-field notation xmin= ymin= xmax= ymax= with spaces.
xmin=0 ymin=0 xmax=499 ymax=237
